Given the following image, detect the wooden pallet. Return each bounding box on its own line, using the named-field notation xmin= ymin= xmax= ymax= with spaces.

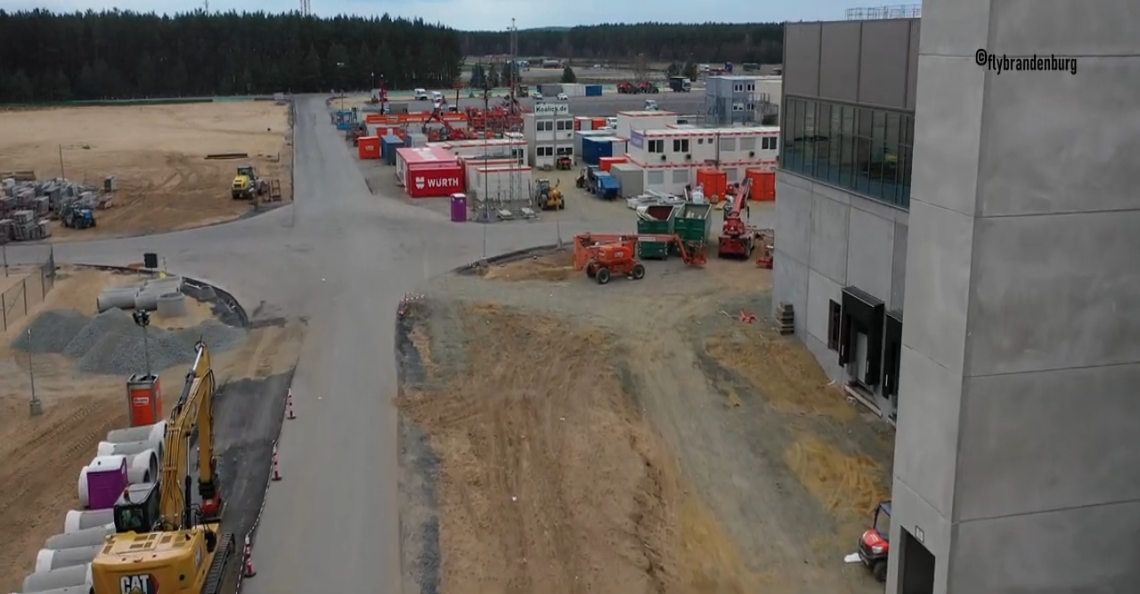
xmin=775 ymin=302 xmax=795 ymax=335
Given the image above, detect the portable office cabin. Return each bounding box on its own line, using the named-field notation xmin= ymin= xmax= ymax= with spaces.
xmin=468 ymin=165 xmax=532 ymax=203
xmin=609 ymin=163 xmax=644 ymax=197
xmin=573 ymin=130 xmax=612 ymax=164
xmin=581 ymin=137 xmax=614 ymax=165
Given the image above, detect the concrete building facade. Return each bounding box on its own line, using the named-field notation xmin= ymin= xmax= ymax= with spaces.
xmin=704 ymin=75 xmax=781 ymax=126
xmin=775 ymin=17 xmax=918 ymax=421
xmin=778 ymin=3 xmax=1140 ymax=593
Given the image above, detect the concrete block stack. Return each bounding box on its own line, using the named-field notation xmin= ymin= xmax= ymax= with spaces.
xmin=0 ymin=175 xmax=112 ymax=240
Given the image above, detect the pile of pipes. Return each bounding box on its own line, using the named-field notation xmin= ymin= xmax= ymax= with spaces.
xmin=0 ymin=175 xmax=117 ymax=242
xmin=97 ymin=275 xmax=186 ymax=315
xmin=19 ymin=420 xmax=166 ymax=594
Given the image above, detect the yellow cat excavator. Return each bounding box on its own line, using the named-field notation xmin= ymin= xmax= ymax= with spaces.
xmin=90 ymin=341 xmax=236 ymax=594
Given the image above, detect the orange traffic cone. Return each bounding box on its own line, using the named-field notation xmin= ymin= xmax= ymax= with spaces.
xmin=286 ymin=389 xmax=296 ymax=420
xmin=243 ymin=536 xmax=256 ymax=577
xmin=271 ymin=445 xmax=282 ymax=481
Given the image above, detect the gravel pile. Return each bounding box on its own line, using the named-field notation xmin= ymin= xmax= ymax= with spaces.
xmin=12 ymin=308 xmax=247 ymax=375
xmin=12 ymin=310 xmax=92 ymax=353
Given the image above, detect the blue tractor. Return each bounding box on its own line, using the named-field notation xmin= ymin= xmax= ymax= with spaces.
xmin=62 ymin=204 xmax=96 ymax=229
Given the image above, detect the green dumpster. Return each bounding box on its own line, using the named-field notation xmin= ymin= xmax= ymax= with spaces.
xmin=674 ymin=203 xmax=712 ymax=245
xmin=635 ymin=205 xmax=677 ymax=260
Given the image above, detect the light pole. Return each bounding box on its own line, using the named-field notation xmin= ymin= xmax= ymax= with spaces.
xmin=336 ymin=62 xmax=347 ymax=112
xmin=27 ymin=328 xmax=41 ymax=416
xmin=132 ymin=309 xmax=153 ymax=378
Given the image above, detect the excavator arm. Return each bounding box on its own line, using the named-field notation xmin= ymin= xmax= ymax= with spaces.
xmin=160 ymin=341 xmax=219 ymax=529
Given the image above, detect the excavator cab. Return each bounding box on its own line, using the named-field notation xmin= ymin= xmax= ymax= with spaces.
xmin=113 ymin=483 xmax=162 ymax=534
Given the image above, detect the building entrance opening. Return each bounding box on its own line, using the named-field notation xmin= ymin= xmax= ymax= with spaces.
xmin=899 ymin=527 xmax=935 ymax=594
xmin=839 ymin=287 xmax=884 ymax=393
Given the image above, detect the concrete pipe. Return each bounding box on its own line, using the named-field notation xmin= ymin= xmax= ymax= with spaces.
xmin=63 ymin=510 xmax=113 ymax=534
xmin=96 ymin=438 xmax=163 ymax=461
xmin=156 ymin=292 xmax=187 ymax=317
xmin=133 ymin=290 xmax=162 ymax=311
xmin=144 ymin=276 xmax=183 ymax=293
xmin=77 ymin=455 xmax=127 ymax=509
xmin=126 ymin=449 xmax=159 ymax=484
xmin=105 ymin=421 xmax=166 ymax=445
xmin=34 ymin=545 xmax=101 ymax=573
xmin=17 ymin=586 xmax=92 ymax=594
xmin=20 ymin=563 xmax=91 ymax=592
xmin=95 ymin=288 xmax=140 ymax=313
xmin=44 ymin=525 xmax=113 ymax=550
xmin=197 ymin=284 xmax=217 ymax=300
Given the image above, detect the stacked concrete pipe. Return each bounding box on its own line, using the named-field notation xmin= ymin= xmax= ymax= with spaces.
xmin=95 ymin=287 xmax=140 ymax=313
xmin=63 ymin=509 xmax=113 ymax=534
xmin=135 ymin=277 xmax=183 ymax=311
xmin=43 ymin=524 xmax=114 ymax=550
xmin=34 ymin=545 xmax=101 ymax=574
xmin=20 ymin=563 xmax=91 ymax=592
xmin=106 ymin=421 xmax=166 ymax=445
xmin=16 ymin=587 xmax=92 ymax=594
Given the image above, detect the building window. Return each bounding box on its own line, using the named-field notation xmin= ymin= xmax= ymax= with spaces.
xmin=760 ymin=136 xmax=776 ymax=150
xmin=780 ymin=96 xmax=912 ymax=211
xmin=647 ymin=170 xmax=665 ymax=185
xmin=719 ymin=137 xmax=737 ymax=152
xmin=556 ymin=147 xmax=573 ymax=156
xmin=648 ymin=139 xmax=665 ymax=153
xmin=538 ymin=121 xmax=553 ymax=132
xmin=556 ymin=120 xmax=570 ymax=131
xmin=747 ymin=83 xmax=755 ymax=91
xmin=537 ymin=146 xmax=553 ymax=157
xmin=740 ymin=137 xmax=756 ymax=151
xmin=827 ymin=300 xmax=841 ymax=350
xmin=734 ymin=83 xmax=743 ymax=92
xmin=672 ymin=139 xmax=690 ymax=153
xmin=672 ymin=169 xmax=689 ymax=184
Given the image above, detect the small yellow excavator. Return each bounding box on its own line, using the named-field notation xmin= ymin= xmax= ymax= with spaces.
xmin=231 ymin=165 xmax=267 ymax=200
xmin=90 ymin=341 xmax=236 ymax=594
xmin=534 ymin=178 xmax=565 ymax=210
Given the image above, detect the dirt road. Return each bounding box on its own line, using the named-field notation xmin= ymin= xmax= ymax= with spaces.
xmin=396 ymin=251 xmax=893 ymax=593
xmin=0 ymin=101 xmax=292 ymax=240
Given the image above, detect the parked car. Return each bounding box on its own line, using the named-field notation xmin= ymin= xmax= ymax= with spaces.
xmin=557 ymin=93 xmax=568 ymax=101
xmin=533 ymin=92 xmax=544 ymax=100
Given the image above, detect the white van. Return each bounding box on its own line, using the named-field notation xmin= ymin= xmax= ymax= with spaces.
xmin=413 ymin=88 xmax=428 ymax=100
xmin=430 ymin=91 xmax=443 ymax=103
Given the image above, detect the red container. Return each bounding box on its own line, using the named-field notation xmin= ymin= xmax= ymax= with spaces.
xmin=407 ymin=164 xmax=465 ymax=198
xmin=592 ymin=117 xmax=607 ymax=130
xmin=127 ymin=374 xmax=162 ymax=427
xmin=746 ymin=168 xmax=775 ymax=201
xmin=599 ymin=156 xmax=626 ymax=172
xmin=696 ymin=169 xmax=728 ymax=202
xmin=358 ymin=136 xmax=381 ymax=160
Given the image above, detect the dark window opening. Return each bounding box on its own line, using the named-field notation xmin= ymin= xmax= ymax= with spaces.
xmin=882 ymin=311 xmax=903 ymax=398
xmin=827 ymin=300 xmax=842 ymax=350
xmin=839 ymin=287 xmax=885 ymax=386
xmin=900 ymin=527 xmax=936 ymax=594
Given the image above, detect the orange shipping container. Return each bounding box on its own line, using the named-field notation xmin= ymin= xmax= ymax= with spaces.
xmin=696 ymin=169 xmax=728 ymax=201
xmin=599 ymin=156 xmax=627 ymax=172
xmin=358 ymin=136 xmax=381 ymax=160
xmin=746 ymin=169 xmax=775 ymax=201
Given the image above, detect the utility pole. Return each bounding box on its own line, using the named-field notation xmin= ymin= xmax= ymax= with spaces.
xmin=27 ymin=329 xmax=41 ymax=416
xmin=132 ymin=309 xmax=153 ymax=378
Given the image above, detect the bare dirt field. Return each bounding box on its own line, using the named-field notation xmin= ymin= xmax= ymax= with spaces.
xmin=0 ymin=101 xmax=292 ymax=241
xmin=0 ymin=267 xmax=303 ymax=592
xmin=397 ymin=251 xmax=894 ymax=594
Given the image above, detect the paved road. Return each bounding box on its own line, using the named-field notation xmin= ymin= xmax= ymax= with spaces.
xmin=386 ymin=94 xmax=708 ymax=117
xmin=3 ymin=95 xmax=629 ymax=593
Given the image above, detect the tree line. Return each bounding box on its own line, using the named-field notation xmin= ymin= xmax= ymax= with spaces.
xmin=0 ymin=10 xmax=463 ymax=103
xmin=459 ymin=23 xmax=784 ymax=64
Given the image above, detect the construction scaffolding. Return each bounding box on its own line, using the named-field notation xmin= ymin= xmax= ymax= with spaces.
xmin=844 ymin=4 xmax=921 ymax=20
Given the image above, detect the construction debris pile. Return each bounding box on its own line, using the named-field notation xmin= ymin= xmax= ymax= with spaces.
xmin=0 ymin=174 xmax=117 ymax=243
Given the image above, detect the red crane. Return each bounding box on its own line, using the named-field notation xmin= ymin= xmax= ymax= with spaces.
xmin=717 ymin=178 xmax=759 ymax=259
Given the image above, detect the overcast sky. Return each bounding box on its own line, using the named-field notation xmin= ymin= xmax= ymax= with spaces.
xmin=4 ymin=0 xmax=858 ymax=30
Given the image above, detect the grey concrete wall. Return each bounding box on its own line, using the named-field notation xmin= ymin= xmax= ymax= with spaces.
xmin=888 ymin=0 xmax=1140 ymax=592
xmin=783 ymin=19 xmax=919 ymax=110
xmin=773 ymin=170 xmax=908 ymax=415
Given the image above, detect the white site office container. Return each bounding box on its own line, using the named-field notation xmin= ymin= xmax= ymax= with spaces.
xmin=468 ymin=165 xmax=532 ymax=202
xmin=615 ymin=110 xmax=678 ymax=140
xmin=560 ymin=84 xmax=586 ymax=98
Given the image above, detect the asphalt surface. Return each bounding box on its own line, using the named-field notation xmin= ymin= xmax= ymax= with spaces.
xmin=3 ymin=95 xmax=630 ymax=593
xmin=385 ymin=93 xmax=708 ymax=117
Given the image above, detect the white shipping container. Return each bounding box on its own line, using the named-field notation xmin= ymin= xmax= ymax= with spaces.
xmin=616 ymin=110 xmax=678 ymax=140
xmin=468 ymin=166 xmax=532 ymax=202
xmin=463 ymin=157 xmax=518 ymax=188
xmin=561 ymin=83 xmax=585 ymax=98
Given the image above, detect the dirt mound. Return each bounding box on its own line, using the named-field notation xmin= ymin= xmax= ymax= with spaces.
xmin=398 ymin=303 xmax=759 ymax=593
xmin=784 ymin=435 xmax=891 ymax=518
xmin=480 ymin=250 xmax=575 ymax=282
xmin=705 ymin=328 xmax=855 ymax=421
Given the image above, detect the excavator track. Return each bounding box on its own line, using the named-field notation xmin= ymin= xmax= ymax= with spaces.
xmin=202 ymin=532 xmax=235 ymax=594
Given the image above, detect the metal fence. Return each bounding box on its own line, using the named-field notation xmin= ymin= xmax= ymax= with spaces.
xmin=2 ymin=248 xmax=56 ymax=332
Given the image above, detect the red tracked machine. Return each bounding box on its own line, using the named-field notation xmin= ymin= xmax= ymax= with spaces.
xmin=717 ymin=179 xmax=759 ymax=258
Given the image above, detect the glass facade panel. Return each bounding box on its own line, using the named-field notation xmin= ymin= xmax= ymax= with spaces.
xmin=779 ymin=96 xmax=912 ymax=209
